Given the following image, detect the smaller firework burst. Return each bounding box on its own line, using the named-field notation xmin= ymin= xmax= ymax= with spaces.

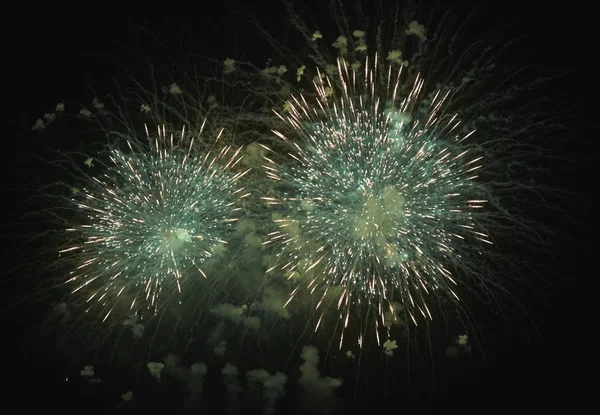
xmin=61 ymin=121 xmax=251 ymax=320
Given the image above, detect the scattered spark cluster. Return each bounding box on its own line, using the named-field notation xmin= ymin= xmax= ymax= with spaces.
xmin=61 ymin=123 xmax=250 ymax=320
xmin=263 ymin=56 xmax=494 ymax=347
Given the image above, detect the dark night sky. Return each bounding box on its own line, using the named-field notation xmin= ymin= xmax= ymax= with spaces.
xmin=7 ymin=1 xmax=586 ymax=413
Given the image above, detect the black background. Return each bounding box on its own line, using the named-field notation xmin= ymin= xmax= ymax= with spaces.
xmin=6 ymin=1 xmax=586 ymax=413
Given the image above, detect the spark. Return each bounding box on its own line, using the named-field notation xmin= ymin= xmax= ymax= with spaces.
xmin=263 ymin=55 xmax=491 ymax=348
xmin=61 ymin=122 xmax=246 ymax=317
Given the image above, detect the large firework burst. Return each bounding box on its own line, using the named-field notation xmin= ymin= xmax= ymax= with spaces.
xmin=263 ymin=55 xmax=498 ymax=347
xmin=60 ymin=122 xmax=250 ymax=320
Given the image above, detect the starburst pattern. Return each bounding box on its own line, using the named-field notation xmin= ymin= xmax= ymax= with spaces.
xmin=60 ymin=122 xmax=250 ymax=320
xmin=263 ymin=56 xmax=494 ymax=347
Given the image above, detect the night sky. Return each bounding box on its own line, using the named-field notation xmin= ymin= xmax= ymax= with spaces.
xmin=7 ymin=1 xmax=585 ymax=413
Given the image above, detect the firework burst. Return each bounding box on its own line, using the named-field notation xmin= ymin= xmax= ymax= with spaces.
xmin=262 ymin=55 xmax=496 ymax=347
xmin=60 ymin=122 xmax=250 ymax=320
